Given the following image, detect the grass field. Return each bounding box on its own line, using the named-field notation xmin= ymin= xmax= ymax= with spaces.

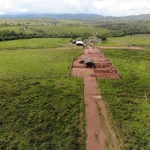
xmin=1 ymin=18 xmax=150 ymax=149
xmin=0 ymin=38 xmax=70 ymax=50
xmin=0 ymin=76 xmax=84 ymax=150
xmin=110 ymin=34 xmax=150 ymax=47
xmin=0 ymin=26 xmax=34 ymax=34
xmin=96 ymin=39 xmax=125 ymax=47
xmin=30 ymin=25 xmax=93 ymax=35
xmin=0 ymin=38 xmax=86 ymax=149
xmin=0 ymin=47 xmax=82 ymax=76
xmin=99 ymin=49 xmax=150 ymax=150
xmin=0 ymin=18 xmax=115 ymax=40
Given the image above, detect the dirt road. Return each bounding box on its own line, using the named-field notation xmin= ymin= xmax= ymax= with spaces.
xmin=70 ymin=46 xmax=119 ymax=150
xmin=84 ymin=77 xmax=119 ymax=150
xmin=98 ymin=46 xmax=149 ymax=50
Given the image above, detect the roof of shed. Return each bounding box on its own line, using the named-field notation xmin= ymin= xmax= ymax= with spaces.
xmin=78 ymin=58 xmax=93 ymax=64
xmin=76 ymin=41 xmax=84 ymax=45
xmin=84 ymin=58 xmax=93 ymax=64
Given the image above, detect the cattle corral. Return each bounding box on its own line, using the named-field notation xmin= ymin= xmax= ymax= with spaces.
xmin=70 ymin=46 xmax=121 ymax=79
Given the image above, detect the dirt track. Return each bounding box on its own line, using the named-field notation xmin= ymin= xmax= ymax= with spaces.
xmin=70 ymin=46 xmax=119 ymax=150
xmin=98 ymin=46 xmax=149 ymax=50
xmin=84 ymin=77 xmax=119 ymax=150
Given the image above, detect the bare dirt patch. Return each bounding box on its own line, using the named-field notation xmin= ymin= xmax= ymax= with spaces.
xmin=70 ymin=46 xmax=121 ymax=79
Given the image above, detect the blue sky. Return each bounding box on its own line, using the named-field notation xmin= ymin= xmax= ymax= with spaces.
xmin=0 ymin=0 xmax=150 ymax=16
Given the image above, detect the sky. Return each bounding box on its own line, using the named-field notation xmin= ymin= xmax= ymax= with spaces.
xmin=0 ymin=0 xmax=150 ymax=16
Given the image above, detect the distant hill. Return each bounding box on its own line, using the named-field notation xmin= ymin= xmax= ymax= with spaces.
xmin=121 ymin=14 xmax=150 ymax=19
xmin=0 ymin=13 xmax=150 ymax=19
xmin=0 ymin=13 xmax=104 ymax=19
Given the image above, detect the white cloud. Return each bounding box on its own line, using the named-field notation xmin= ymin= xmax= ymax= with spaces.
xmin=0 ymin=0 xmax=150 ymax=16
xmin=93 ymin=0 xmax=150 ymax=16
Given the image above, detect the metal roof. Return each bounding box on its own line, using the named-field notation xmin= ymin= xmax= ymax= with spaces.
xmin=76 ymin=41 xmax=84 ymax=45
xmin=78 ymin=58 xmax=93 ymax=64
xmin=84 ymin=58 xmax=93 ymax=64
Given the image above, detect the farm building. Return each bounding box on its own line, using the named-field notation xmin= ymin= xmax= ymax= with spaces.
xmin=76 ymin=41 xmax=84 ymax=46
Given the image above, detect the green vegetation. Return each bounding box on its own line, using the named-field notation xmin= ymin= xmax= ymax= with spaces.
xmin=1 ymin=15 xmax=150 ymax=150
xmin=30 ymin=25 xmax=93 ymax=38
xmin=1 ymin=17 xmax=150 ymax=41
xmin=91 ymin=19 xmax=150 ymax=37
xmin=0 ymin=47 xmax=82 ymax=76
xmin=0 ymin=38 xmax=70 ymax=50
xmin=99 ymin=49 xmax=150 ymax=150
xmin=0 ymin=76 xmax=84 ymax=150
xmin=96 ymin=39 xmax=125 ymax=47
xmin=0 ymin=38 xmax=85 ymax=149
xmin=110 ymin=34 xmax=150 ymax=47
xmin=0 ymin=18 xmax=94 ymax=41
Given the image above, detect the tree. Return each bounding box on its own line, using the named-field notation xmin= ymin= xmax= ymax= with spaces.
xmin=101 ymin=36 xmax=107 ymax=42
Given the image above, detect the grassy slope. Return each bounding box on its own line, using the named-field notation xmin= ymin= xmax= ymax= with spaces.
xmin=99 ymin=49 xmax=150 ymax=149
xmin=0 ymin=76 xmax=83 ymax=150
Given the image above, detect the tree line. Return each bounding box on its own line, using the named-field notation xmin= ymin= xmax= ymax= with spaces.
xmin=0 ymin=29 xmax=92 ymax=41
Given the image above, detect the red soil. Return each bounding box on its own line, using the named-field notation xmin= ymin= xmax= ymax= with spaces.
xmin=70 ymin=46 xmax=119 ymax=150
xmin=70 ymin=46 xmax=121 ymax=79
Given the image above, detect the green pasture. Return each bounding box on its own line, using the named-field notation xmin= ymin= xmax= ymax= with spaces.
xmin=0 ymin=18 xmax=59 ymax=26
xmin=0 ymin=37 xmax=85 ymax=149
xmin=110 ymin=34 xmax=150 ymax=47
xmin=0 ymin=47 xmax=82 ymax=76
xmin=0 ymin=18 xmax=113 ymax=39
xmin=99 ymin=49 xmax=150 ymax=149
xmin=96 ymin=39 xmax=125 ymax=47
xmin=30 ymin=25 xmax=93 ymax=36
xmin=0 ymin=38 xmax=70 ymax=50
xmin=0 ymin=26 xmax=33 ymax=34
xmin=0 ymin=76 xmax=84 ymax=150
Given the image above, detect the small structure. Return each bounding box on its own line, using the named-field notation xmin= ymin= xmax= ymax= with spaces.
xmin=84 ymin=58 xmax=94 ymax=68
xmin=78 ymin=58 xmax=94 ymax=68
xmin=76 ymin=41 xmax=84 ymax=46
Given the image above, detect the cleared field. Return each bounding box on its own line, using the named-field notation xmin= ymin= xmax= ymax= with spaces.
xmin=99 ymin=49 xmax=150 ymax=150
xmin=110 ymin=34 xmax=150 ymax=47
xmin=0 ymin=38 xmax=70 ymax=50
xmin=0 ymin=76 xmax=84 ymax=150
xmin=0 ymin=47 xmax=82 ymax=76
